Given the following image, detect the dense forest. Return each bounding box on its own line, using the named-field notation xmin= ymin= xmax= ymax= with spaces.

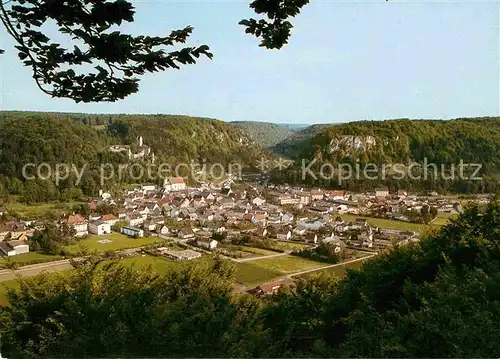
xmin=1 ymin=199 xmax=500 ymax=358
xmin=0 ymin=111 xmax=268 ymax=202
xmin=271 ymin=117 xmax=500 ymax=193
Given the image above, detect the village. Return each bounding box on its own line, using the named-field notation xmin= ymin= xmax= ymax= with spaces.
xmin=0 ymin=176 xmax=486 ymax=296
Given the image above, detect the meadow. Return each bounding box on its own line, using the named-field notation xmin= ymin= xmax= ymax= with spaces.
xmin=0 ymin=252 xmax=62 ymax=267
xmin=340 ymin=213 xmax=452 ymax=233
xmin=234 ymin=255 xmax=328 ymax=287
xmin=63 ymin=233 xmax=163 ymax=254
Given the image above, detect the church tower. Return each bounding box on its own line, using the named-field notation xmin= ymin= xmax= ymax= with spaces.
xmin=138 ymin=136 xmax=143 ymax=147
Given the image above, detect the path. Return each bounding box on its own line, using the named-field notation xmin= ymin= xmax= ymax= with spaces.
xmin=233 ymin=253 xmax=377 ymax=294
xmin=287 ymin=253 xmax=377 ymax=278
xmin=0 ymin=259 xmax=74 ymax=282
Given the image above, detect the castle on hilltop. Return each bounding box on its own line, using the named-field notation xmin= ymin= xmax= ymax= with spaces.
xmin=108 ymin=136 xmax=155 ymax=163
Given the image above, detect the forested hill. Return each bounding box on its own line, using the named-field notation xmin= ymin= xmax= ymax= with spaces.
xmin=230 ymin=121 xmax=295 ymax=149
xmin=0 ymin=111 xmax=267 ymax=200
xmin=271 ymin=117 xmax=500 ymax=193
xmin=297 ymin=117 xmax=500 ymax=169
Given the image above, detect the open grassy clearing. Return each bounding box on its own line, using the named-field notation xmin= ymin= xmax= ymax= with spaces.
xmin=238 ymin=246 xmax=280 ymax=256
xmin=64 ymin=233 xmax=162 ymax=254
xmin=298 ymin=257 xmax=371 ymax=279
xmin=275 ymin=241 xmax=311 ymax=250
xmin=5 ymin=201 xmax=83 ymax=220
xmin=0 ymin=252 xmax=62 ymax=267
xmin=233 ymin=262 xmax=282 ymax=287
xmin=341 ymin=214 xmax=436 ymax=232
xmin=234 ymin=255 xmax=328 ymax=287
xmin=431 ymin=213 xmax=457 ymax=227
xmin=252 ymin=255 xmax=327 ymax=273
xmin=119 ymin=255 xmax=181 ymax=274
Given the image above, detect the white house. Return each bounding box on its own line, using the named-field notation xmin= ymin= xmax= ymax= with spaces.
xmin=178 ymin=227 xmax=195 ymax=239
xmin=252 ymin=197 xmax=265 ymax=206
xmin=142 ymin=183 xmax=156 ymax=192
xmin=293 ymin=227 xmax=307 ymax=236
xmin=164 ymin=177 xmax=187 ymax=191
xmin=277 ymin=230 xmax=292 ymax=241
xmin=121 ymin=226 xmax=144 ymax=238
xmin=197 ymin=238 xmax=218 ymax=250
xmin=375 ymin=187 xmax=389 ymax=198
xmin=127 ymin=213 xmax=145 ymax=227
xmin=88 ymin=221 xmax=111 ymax=235
xmin=0 ymin=240 xmax=29 ymax=256
xmin=101 ymin=214 xmax=119 ymax=226
xmin=158 ymin=225 xmax=170 ymax=235
xmin=67 ymin=214 xmax=88 ymax=237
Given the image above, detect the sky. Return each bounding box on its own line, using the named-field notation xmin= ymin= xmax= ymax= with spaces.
xmin=0 ymin=0 xmax=498 ymax=124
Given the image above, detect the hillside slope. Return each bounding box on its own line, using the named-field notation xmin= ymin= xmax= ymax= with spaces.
xmin=271 ymin=117 xmax=500 ymax=193
xmin=0 ymin=111 xmax=267 ymax=198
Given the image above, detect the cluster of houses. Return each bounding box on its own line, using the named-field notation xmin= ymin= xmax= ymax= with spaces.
xmin=0 ymin=221 xmax=32 ymax=256
xmin=266 ymin=186 xmax=465 ymax=218
xmin=0 ymin=177 xmax=485 ymax=259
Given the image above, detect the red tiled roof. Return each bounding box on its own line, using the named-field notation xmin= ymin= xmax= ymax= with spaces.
xmin=101 ymin=214 xmax=118 ymax=221
xmin=169 ymin=177 xmax=185 ymax=184
xmin=68 ymin=214 xmax=86 ymax=225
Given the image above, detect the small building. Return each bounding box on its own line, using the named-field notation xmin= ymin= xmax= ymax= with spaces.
xmin=89 ymin=213 xmax=101 ymax=221
xmin=101 ymin=214 xmax=119 ymax=226
xmin=159 ymin=249 xmax=202 ymax=261
xmin=121 ymin=226 xmax=144 ymax=238
xmin=88 ymin=221 xmax=111 ymax=236
xmin=310 ymin=189 xmax=323 ymax=201
xmin=276 ymin=230 xmax=292 ymax=241
xmin=67 ymin=214 xmax=88 ymax=237
xmin=196 ymin=238 xmax=218 ymax=250
xmin=247 ymin=281 xmax=282 ymax=298
xmin=142 ymin=183 xmax=156 ymax=192
xmin=0 ymin=240 xmax=29 ymax=256
xmin=164 ymin=177 xmax=187 ymax=191
xmin=375 ymin=187 xmax=389 ymax=198
xmin=157 ymin=225 xmax=170 ymax=235
xmin=178 ymin=227 xmax=195 ymax=239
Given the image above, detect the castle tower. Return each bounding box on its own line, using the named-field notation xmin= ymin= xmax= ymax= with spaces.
xmin=151 ymin=152 xmax=155 ymax=165
xmin=138 ymin=136 xmax=143 ymax=147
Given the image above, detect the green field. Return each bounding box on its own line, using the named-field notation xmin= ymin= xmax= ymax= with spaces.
xmin=341 ymin=214 xmax=441 ymax=232
xmin=298 ymin=259 xmax=369 ymax=279
xmin=120 ymin=255 xmax=180 ymax=273
xmin=238 ymin=246 xmax=280 ymax=256
xmin=0 ymin=252 xmax=62 ymax=267
xmin=234 ymin=255 xmax=327 ymax=287
xmin=64 ymin=233 xmax=162 ymax=254
xmin=5 ymin=201 xmax=83 ymax=220
xmin=234 ymin=262 xmax=282 ymax=287
xmin=275 ymin=241 xmax=310 ymax=250
xmin=431 ymin=213 xmax=457 ymax=227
